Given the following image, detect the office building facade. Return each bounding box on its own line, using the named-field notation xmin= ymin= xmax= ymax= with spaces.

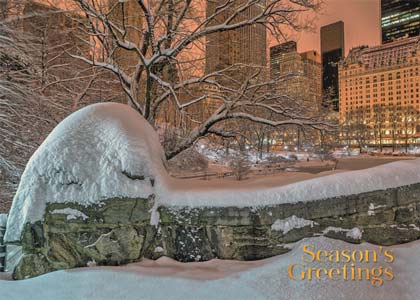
xmin=205 ymin=0 xmax=267 ymax=80
xmin=270 ymin=42 xmax=322 ymax=113
xmin=381 ymin=0 xmax=420 ymax=44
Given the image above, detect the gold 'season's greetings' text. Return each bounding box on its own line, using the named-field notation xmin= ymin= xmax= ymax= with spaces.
xmin=288 ymin=244 xmax=394 ymax=286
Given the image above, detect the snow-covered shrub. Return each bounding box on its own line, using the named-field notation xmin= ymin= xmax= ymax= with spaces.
xmin=168 ymin=147 xmax=209 ymax=172
xmin=266 ymin=156 xmax=291 ymax=164
xmin=228 ymin=154 xmax=251 ymax=181
xmin=284 ymin=153 xmax=298 ymax=161
xmin=265 ymin=155 xmax=295 ymax=169
xmin=323 ymin=153 xmax=339 ymax=169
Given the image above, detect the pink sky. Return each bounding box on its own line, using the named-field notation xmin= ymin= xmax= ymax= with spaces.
xmin=289 ymin=0 xmax=381 ymax=55
xmin=43 ymin=0 xmax=381 ymax=58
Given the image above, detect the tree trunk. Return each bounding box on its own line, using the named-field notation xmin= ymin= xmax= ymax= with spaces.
xmin=242 ymin=136 xmax=247 ymax=152
xmin=225 ymin=140 xmax=230 ymax=156
xmin=379 ymin=131 xmax=383 ymax=152
xmin=258 ymin=140 xmax=263 ymax=159
xmin=297 ymin=127 xmax=301 ymax=151
xmin=392 ymin=130 xmax=395 ymax=152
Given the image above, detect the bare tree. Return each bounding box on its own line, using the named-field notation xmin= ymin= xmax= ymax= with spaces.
xmin=69 ymin=0 xmax=332 ymax=159
xmin=401 ymin=105 xmax=418 ymax=153
xmin=373 ymin=104 xmax=385 ymax=152
xmin=341 ymin=107 xmax=369 ymax=153
xmin=0 ymin=20 xmax=48 ymax=206
xmin=0 ymin=1 xmax=126 ymax=209
xmin=387 ymin=104 xmax=400 ymax=152
xmin=229 ymin=153 xmax=251 ymax=180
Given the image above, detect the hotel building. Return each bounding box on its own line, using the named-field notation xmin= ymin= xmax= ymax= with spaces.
xmin=339 ymin=36 xmax=420 ymax=149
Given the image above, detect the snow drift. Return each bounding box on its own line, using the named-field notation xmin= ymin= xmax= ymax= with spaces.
xmin=2 ymin=236 xmax=420 ymax=300
xmin=5 ymin=102 xmax=420 ymax=244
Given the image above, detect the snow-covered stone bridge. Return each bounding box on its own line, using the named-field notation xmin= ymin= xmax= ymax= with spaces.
xmin=4 ymin=103 xmax=420 ymax=279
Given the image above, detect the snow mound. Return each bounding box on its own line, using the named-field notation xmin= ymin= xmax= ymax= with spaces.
xmin=1 ymin=237 xmax=420 ymax=299
xmin=5 ymin=103 xmax=167 ymax=242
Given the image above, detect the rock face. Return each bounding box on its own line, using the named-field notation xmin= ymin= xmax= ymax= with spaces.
xmin=12 ymin=182 xmax=420 ymax=279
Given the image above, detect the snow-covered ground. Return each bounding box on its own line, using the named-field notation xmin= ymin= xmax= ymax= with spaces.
xmin=1 ymin=236 xmax=419 ymax=300
xmin=196 ymin=141 xmax=313 ymax=164
xmin=162 ymin=158 xmax=420 ymax=207
xmin=177 ymin=155 xmax=413 ymax=190
xmin=197 ymin=141 xmax=362 ymax=164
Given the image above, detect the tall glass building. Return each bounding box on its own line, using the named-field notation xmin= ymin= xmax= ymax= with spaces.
xmin=321 ymin=21 xmax=345 ymax=111
xmin=381 ymin=0 xmax=420 ymax=44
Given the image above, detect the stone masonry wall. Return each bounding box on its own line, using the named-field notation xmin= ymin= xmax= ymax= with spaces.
xmin=10 ymin=182 xmax=420 ymax=279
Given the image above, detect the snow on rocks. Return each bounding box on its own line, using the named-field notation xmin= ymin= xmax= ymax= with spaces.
xmin=410 ymin=224 xmax=420 ymax=231
xmin=271 ymin=215 xmax=318 ymax=234
xmin=50 ymin=208 xmax=88 ymax=221
xmin=323 ymin=226 xmax=363 ymax=240
xmin=367 ymin=203 xmax=387 ymax=216
xmin=346 ymin=227 xmax=363 ymax=240
xmin=5 ymin=103 xmax=168 ymax=243
xmin=0 ymin=214 xmax=7 ymax=227
xmin=154 ymin=246 xmax=164 ymax=253
xmin=86 ymin=260 xmax=96 ymax=268
xmin=390 ymin=224 xmax=420 ymax=231
xmin=149 ymin=197 xmax=160 ymax=227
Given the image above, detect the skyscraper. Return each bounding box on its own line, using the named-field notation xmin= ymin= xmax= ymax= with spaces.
xmin=269 ymin=41 xmax=297 ymax=80
xmin=381 ymin=0 xmax=420 ymax=44
xmin=320 ymin=21 xmax=345 ymax=111
xmin=270 ymin=41 xmax=322 ymax=113
xmin=205 ymin=0 xmax=267 ymax=80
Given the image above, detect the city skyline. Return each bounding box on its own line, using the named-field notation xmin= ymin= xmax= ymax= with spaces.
xmin=37 ymin=0 xmax=381 ymax=57
xmin=279 ymin=0 xmax=381 ymax=55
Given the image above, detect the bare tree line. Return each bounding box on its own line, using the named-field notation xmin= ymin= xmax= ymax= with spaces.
xmin=341 ymin=104 xmax=419 ymax=153
xmin=0 ymin=0 xmax=126 ymax=208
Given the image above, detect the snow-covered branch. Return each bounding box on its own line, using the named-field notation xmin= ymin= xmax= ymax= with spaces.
xmin=64 ymin=0 xmax=326 ymax=158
